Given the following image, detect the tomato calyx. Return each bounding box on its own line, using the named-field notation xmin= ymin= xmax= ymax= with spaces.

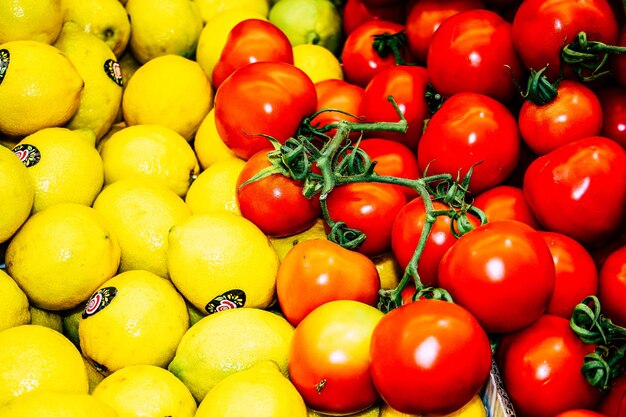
xmin=509 ymin=65 xmax=560 ymax=106
xmin=562 ymin=31 xmax=626 ymax=82
xmin=371 ymin=30 xmax=409 ymax=65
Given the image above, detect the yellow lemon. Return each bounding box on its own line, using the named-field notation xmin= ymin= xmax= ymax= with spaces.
xmin=0 ymin=270 xmax=30 ymax=332
xmin=5 ymin=203 xmax=121 ymax=311
xmin=185 ymin=157 xmax=245 ymax=215
xmin=125 ymin=0 xmax=203 ymax=64
xmin=93 ymin=178 xmax=191 ymax=278
xmin=168 ymin=308 xmax=294 ymax=402
xmin=193 ymin=109 xmax=236 ymax=169
xmin=29 ymin=306 xmax=63 ymax=333
xmin=195 ymin=9 xmax=267 ymax=82
xmin=269 ymin=217 xmax=328 ymax=261
xmin=372 ymin=252 xmax=404 ymax=290
xmin=194 ymin=0 xmax=270 ymax=23
xmin=99 ymin=124 xmax=200 ymax=197
xmin=0 ymin=324 xmax=89 ymax=405
xmin=309 ymin=405 xmax=380 ymax=417
xmin=0 ymin=391 xmax=117 ymax=417
xmin=380 ymin=394 xmax=488 ymax=417
xmin=62 ymin=0 xmax=131 ymax=57
xmin=53 ymin=23 xmax=124 ymax=140
xmin=13 ymin=127 xmax=104 ymax=213
xmin=0 ymin=0 xmax=64 ymax=44
xmin=167 ymin=212 xmax=279 ymax=312
xmin=293 ymin=43 xmax=343 ymax=83
xmin=0 ymin=145 xmax=33 ymax=243
xmin=79 ymin=270 xmax=189 ymax=374
xmin=195 ymin=360 xmax=307 ymax=417
xmin=122 ymin=55 xmax=213 ymax=140
xmin=0 ymin=40 xmax=83 ymax=137
xmin=92 ymin=365 xmax=197 ymax=417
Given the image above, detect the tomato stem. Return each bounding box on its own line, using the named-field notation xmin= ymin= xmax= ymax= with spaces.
xmin=562 ymin=31 xmax=626 ymax=82
xmin=372 ymin=31 xmax=408 ymax=65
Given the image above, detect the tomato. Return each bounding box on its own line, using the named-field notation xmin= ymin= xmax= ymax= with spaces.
xmin=311 ymin=79 xmax=364 ymax=139
xmin=214 ymin=61 xmax=317 ymax=160
xmin=597 ymin=245 xmax=626 ymax=327
xmin=236 ymin=150 xmax=320 ymax=237
xmin=416 ymin=92 xmax=520 ymax=195
xmin=358 ymin=65 xmax=430 ymax=150
xmin=555 ymin=410 xmax=611 ymax=417
xmin=405 ymin=0 xmax=485 ymax=64
xmin=342 ymin=0 xmax=406 ymax=36
xmin=211 ymin=19 xmax=293 ymax=88
xmin=523 ymin=136 xmax=626 ymax=247
xmin=276 ymin=239 xmax=380 ymax=326
xmin=612 ymin=26 xmax=626 ymax=88
xmin=426 ymin=9 xmax=524 ymax=104
xmin=472 ymin=185 xmax=540 ymax=229
xmin=597 ymin=373 xmax=626 ymax=417
xmin=497 ymin=315 xmax=601 ymax=417
xmin=325 ymin=182 xmax=407 ymax=257
xmin=369 ymin=299 xmax=492 ymax=415
xmin=597 ymin=86 xmax=626 ymax=149
xmin=518 ymin=80 xmax=603 ymax=155
xmin=540 ymin=231 xmax=599 ymax=319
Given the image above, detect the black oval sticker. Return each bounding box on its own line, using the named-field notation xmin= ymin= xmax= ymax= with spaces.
xmin=13 ymin=144 xmax=41 ymax=167
xmin=83 ymin=287 xmax=118 ymax=318
xmin=0 ymin=49 xmax=9 ymax=85
xmin=205 ymin=289 xmax=246 ymax=315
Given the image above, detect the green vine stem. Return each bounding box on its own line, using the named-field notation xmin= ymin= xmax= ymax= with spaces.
xmin=508 ymin=65 xmax=560 ymax=106
xmin=372 ymin=31 xmax=408 ymax=65
xmin=562 ymin=31 xmax=626 ymax=82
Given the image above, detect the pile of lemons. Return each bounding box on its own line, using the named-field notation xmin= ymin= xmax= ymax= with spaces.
xmin=0 ymin=0 xmax=488 ymax=416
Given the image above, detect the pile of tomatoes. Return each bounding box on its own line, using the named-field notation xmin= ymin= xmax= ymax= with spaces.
xmin=212 ymin=0 xmax=626 ymax=415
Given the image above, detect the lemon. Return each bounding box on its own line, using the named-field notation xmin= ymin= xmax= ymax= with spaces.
xmin=92 ymin=365 xmax=197 ymax=417
xmin=61 ymin=0 xmax=131 ymax=57
xmin=5 ymin=203 xmax=121 ymax=311
xmin=0 ymin=145 xmax=33 ymax=243
xmin=167 ymin=212 xmax=280 ymax=313
xmin=269 ymin=217 xmax=328 ymax=261
xmin=0 ymin=391 xmax=118 ymax=417
xmin=96 ymin=121 xmax=126 ymax=150
xmin=0 ymin=324 xmax=89 ymax=405
xmin=309 ymin=405 xmax=380 ymax=417
xmin=185 ymin=157 xmax=245 ymax=215
xmin=193 ymin=109 xmax=236 ymax=169
xmin=99 ymin=124 xmax=200 ymax=197
xmin=93 ymin=178 xmax=191 ymax=278
xmin=125 ymin=0 xmax=203 ymax=64
xmin=122 ymin=56 xmax=213 ymax=141
xmin=53 ymin=23 xmax=124 ymax=141
xmin=29 ymin=306 xmax=63 ymax=333
xmin=380 ymin=394 xmax=488 ymax=417
xmin=168 ymin=307 xmax=294 ymax=402
xmin=195 ymin=360 xmax=307 ymax=417
xmin=0 ymin=270 xmax=30 ymax=332
xmin=372 ymin=252 xmax=403 ymax=290
xmin=195 ymin=9 xmax=267 ymax=82
xmin=79 ymin=270 xmax=189 ymax=374
xmin=0 ymin=40 xmax=84 ymax=137
xmin=268 ymin=0 xmax=342 ymax=54
xmin=293 ymin=43 xmax=343 ymax=83
xmin=194 ymin=0 xmax=270 ymax=23
xmin=13 ymin=127 xmax=104 ymax=213
xmin=117 ymin=51 xmax=141 ymax=91
xmin=0 ymin=0 xmax=64 ymax=44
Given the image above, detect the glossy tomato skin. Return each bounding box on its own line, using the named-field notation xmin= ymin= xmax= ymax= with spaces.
xmin=426 ymin=9 xmax=524 ymax=104
xmin=311 ymin=79 xmax=364 ymax=139
xmin=598 ymin=245 xmax=626 ymax=327
xmin=276 ymin=239 xmax=380 ymax=326
xmin=359 ymin=65 xmax=430 ymax=150
xmin=417 ymin=92 xmax=520 ymax=194
xmin=342 ymin=0 xmax=406 ymax=35
xmin=236 ymin=150 xmax=321 ymax=237
xmin=438 ymin=220 xmax=555 ymax=333
xmin=498 ymin=315 xmax=601 ymax=417
xmin=289 ymin=300 xmax=384 ymax=415
xmin=555 ymin=411 xmax=611 ymax=417
xmin=597 ymin=372 xmax=626 ymax=417
xmin=214 ymin=61 xmax=317 ymax=160
xmin=597 ymin=86 xmax=626 ymax=149
xmin=518 ymin=80 xmax=603 ymax=155
xmin=523 ymin=136 xmax=626 ymax=246
xmin=472 ymin=185 xmax=540 ymax=229
xmin=325 ymin=182 xmax=407 ymax=257
xmin=370 ymin=299 xmax=492 ymax=415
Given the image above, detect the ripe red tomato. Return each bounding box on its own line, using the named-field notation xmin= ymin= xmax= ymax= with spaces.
xmin=596 ymin=372 xmax=626 ymax=417
xmin=597 ymin=86 xmax=626 ymax=149
xmin=214 ymin=61 xmax=317 ymax=160
xmin=597 ymin=245 xmax=626 ymax=327
xmin=342 ymin=0 xmax=406 ymax=36
xmin=288 ymin=300 xmax=384 ymax=415
xmin=311 ymin=79 xmax=364 ymax=139
xmin=416 ymin=92 xmax=520 ymax=194
xmin=523 ymin=136 xmax=626 ymax=246
xmin=276 ymin=239 xmax=380 ymax=326
xmin=426 ymin=9 xmax=524 ymax=104
xmin=370 ymin=299 xmax=492 ymax=415
xmin=555 ymin=411 xmax=611 ymax=417
xmin=472 ymin=185 xmax=540 ymax=229
xmin=236 ymin=150 xmax=321 ymax=237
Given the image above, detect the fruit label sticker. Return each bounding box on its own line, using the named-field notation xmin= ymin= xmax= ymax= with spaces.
xmin=83 ymin=287 xmax=118 ymax=318
xmin=104 ymin=59 xmax=123 ymax=87
xmin=205 ymin=289 xmax=246 ymax=315
xmin=0 ymin=49 xmax=8 ymax=85
xmin=12 ymin=144 xmax=41 ymax=167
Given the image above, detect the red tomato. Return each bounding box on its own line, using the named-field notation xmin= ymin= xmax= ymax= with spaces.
xmin=518 ymin=80 xmax=603 ymax=155
xmin=598 ymin=245 xmax=626 ymax=327
xmin=311 ymin=79 xmax=364 ymax=139
xmin=555 ymin=411 xmax=611 ymax=417
xmin=358 ymin=65 xmax=430 ymax=150
xmin=597 ymin=86 xmax=626 ymax=149
xmin=405 ymin=0 xmax=485 ymax=64
xmin=276 ymin=239 xmax=380 ymax=326
xmin=540 ymin=231 xmax=599 ymax=319
xmin=211 ymin=19 xmax=293 ymax=88
xmin=370 ymin=299 xmax=492 ymax=415
xmin=342 ymin=0 xmax=406 ymax=36
xmin=426 ymin=9 xmax=524 ymax=104
xmin=472 ymin=185 xmax=540 ymax=229
xmin=236 ymin=150 xmax=321 ymax=237
xmin=597 ymin=373 xmax=626 ymax=417
xmin=214 ymin=61 xmax=317 ymax=160
xmin=498 ymin=315 xmax=601 ymax=417
xmin=523 ymin=136 xmax=626 ymax=246
xmin=417 ymin=92 xmax=520 ymax=194
xmin=288 ymin=300 xmax=383 ymax=415
xmin=325 ymin=182 xmax=407 ymax=257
